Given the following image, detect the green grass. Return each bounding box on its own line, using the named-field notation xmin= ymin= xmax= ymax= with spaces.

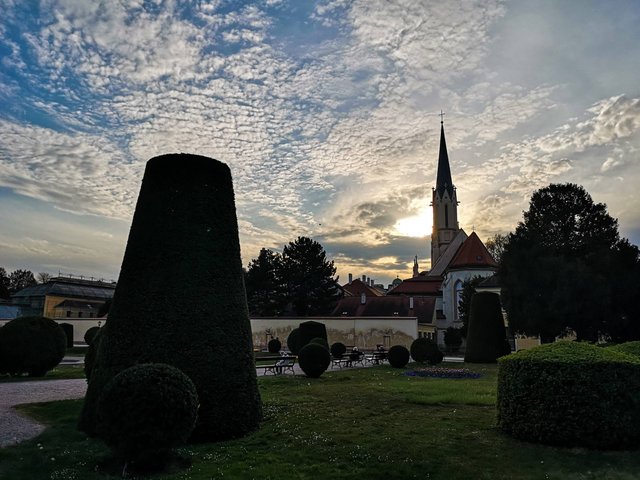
xmin=1 ymin=363 xmax=639 ymax=479
xmin=0 ymin=364 xmax=86 ymax=383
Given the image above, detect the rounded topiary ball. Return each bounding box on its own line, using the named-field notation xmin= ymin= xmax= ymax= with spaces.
xmin=388 ymin=345 xmax=410 ymax=368
xmin=287 ymin=328 xmax=301 ymax=355
xmin=330 ymin=342 xmax=346 ymax=358
xmin=410 ymin=337 xmax=443 ymax=365
xmin=309 ymin=337 xmax=330 ymax=350
xmin=84 ymin=326 xmax=100 ymax=346
xmin=0 ymin=316 xmax=67 ymax=376
xmin=97 ymin=363 xmax=199 ymax=467
xmin=298 ymin=343 xmax=331 ymax=378
xmin=268 ymin=338 xmax=282 ymax=353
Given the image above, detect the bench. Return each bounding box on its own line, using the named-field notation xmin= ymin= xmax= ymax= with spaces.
xmin=255 ymin=356 xmax=296 ymax=375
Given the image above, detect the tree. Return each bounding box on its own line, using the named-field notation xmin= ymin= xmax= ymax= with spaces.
xmin=457 ymin=276 xmax=484 ymax=337
xmin=36 ymin=272 xmax=52 ymax=284
xmin=464 ymin=292 xmax=510 ymax=363
xmin=277 ymin=236 xmax=341 ymax=316
xmin=245 ymin=248 xmax=283 ymax=316
xmin=8 ymin=269 xmax=36 ymax=294
xmin=485 ymin=234 xmax=508 ymax=264
xmin=0 ymin=267 xmax=10 ymax=300
xmin=499 ymin=183 xmax=637 ymax=342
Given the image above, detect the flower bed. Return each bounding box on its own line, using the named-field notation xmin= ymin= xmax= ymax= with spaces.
xmin=405 ymin=367 xmax=481 ymax=379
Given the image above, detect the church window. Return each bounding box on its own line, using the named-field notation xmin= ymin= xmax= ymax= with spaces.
xmin=445 ymin=205 xmax=449 ymax=227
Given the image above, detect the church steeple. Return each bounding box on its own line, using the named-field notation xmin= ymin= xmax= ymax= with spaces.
xmin=430 ymin=115 xmax=460 ymax=268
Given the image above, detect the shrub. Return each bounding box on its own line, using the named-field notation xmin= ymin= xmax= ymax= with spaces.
xmin=330 ymin=342 xmax=346 ymax=358
xmin=497 ymin=341 xmax=640 ymax=449
xmin=84 ymin=328 xmax=102 ymax=381
xmin=464 ymin=292 xmax=510 ymax=363
xmin=79 ymin=154 xmax=261 ymax=442
xmin=97 ymin=363 xmax=198 ymax=471
xmin=287 ymin=328 xmax=301 ymax=355
xmin=309 ymin=337 xmax=329 ymax=350
xmin=267 ymin=337 xmax=281 ymax=353
xmin=610 ymin=341 xmax=640 ymax=359
xmin=298 ymin=321 xmax=327 ymax=350
xmin=410 ymin=337 xmax=443 ymax=365
xmin=444 ymin=327 xmax=462 ymax=352
xmin=0 ymin=316 xmax=67 ymax=377
xmin=84 ymin=326 xmax=100 ymax=346
xmin=388 ymin=345 xmax=410 ymax=368
xmin=59 ymin=323 xmax=74 ymax=348
xmin=298 ymin=343 xmax=331 ymax=378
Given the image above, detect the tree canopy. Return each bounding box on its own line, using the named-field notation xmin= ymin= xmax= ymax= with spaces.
xmin=0 ymin=267 xmax=10 ymax=300
xmin=499 ymin=183 xmax=639 ymax=342
xmin=485 ymin=234 xmax=508 ymax=264
xmin=7 ymin=269 xmax=37 ymax=295
xmin=244 ymin=248 xmax=282 ymax=316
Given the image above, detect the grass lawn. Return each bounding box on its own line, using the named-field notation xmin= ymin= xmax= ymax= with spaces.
xmin=0 ymin=364 xmax=86 ymax=383
xmin=1 ymin=363 xmax=639 ymax=479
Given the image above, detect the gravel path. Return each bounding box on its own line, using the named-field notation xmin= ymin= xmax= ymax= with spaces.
xmin=0 ymin=379 xmax=87 ymax=448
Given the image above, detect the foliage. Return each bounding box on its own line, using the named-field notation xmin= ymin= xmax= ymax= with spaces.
xmin=278 ymin=236 xmax=341 ymax=316
xmin=388 ymin=345 xmax=410 ymax=368
xmin=298 ymin=342 xmax=330 ymax=378
xmin=406 ymin=367 xmax=481 ymax=379
xmin=610 ymin=341 xmax=640 ymax=359
xmin=36 ymin=272 xmax=52 ymax=284
xmin=484 ymin=234 xmax=508 ymax=265
xmin=79 ymin=154 xmax=261 ymax=442
xmin=410 ymin=337 xmax=443 ymax=365
xmin=0 ymin=316 xmax=67 ymax=376
xmin=298 ymin=320 xmax=328 ymax=350
xmin=59 ymin=323 xmax=74 ymax=348
xmin=97 ymin=363 xmax=199 ymax=471
xmin=267 ymin=337 xmax=281 ymax=353
xmin=8 ymin=269 xmax=37 ymax=294
xmin=83 ymin=326 xmax=100 ymax=346
xmin=286 ymin=328 xmax=301 ymax=355
xmin=500 ymin=183 xmax=640 ymax=342
xmin=443 ymin=327 xmax=463 ymax=352
xmin=309 ymin=337 xmax=330 ymax=350
xmin=457 ymin=276 xmax=484 ymax=337
xmin=0 ymin=267 xmax=10 ymax=300
xmin=464 ymin=292 xmax=510 ymax=363
xmin=245 ymin=248 xmax=282 ymax=316
xmin=84 ymin=329 xmax=102 ymax=381
xmin=97 ymin=299 xmax=111 ymax=318
xmin=330 ymin=342 xmax=347 ymax=358
xmin=497 ymin=341 xmax=640 ymax=449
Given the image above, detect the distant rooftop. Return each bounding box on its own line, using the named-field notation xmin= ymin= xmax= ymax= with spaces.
xmin=11 ymin=276 xmax=116 ymax=301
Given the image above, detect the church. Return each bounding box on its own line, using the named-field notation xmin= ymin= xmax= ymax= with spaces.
xmin=333 ymin=119 xmax=498 ymax=347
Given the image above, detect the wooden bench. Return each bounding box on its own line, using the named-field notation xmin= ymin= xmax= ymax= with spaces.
xmin=255 ymin=356 xmax=296 ymax=375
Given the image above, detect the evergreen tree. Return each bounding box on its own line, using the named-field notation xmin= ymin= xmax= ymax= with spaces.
xmin=245 ymin=248 xmax=282 ymax=316
xmin=0 ymin=267 xmax=10 ymax=300
xmin=8 ymin=269 xmax=36 ymax=294
xmin=278 ymin=236 xmax=340 ymax=316
xmin=457 ymin=276 xmax=484 ymax=337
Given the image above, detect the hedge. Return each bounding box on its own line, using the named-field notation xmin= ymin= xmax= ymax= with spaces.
xmin=610 ymin=341 xmax=640 ymax=359
xmin=497 ymin=341 xmax=640 ymax=449
xmin=465 ymin=292 xmax=510 ymax=363
xmin=79 ymin=154 xmax=261 ymax=442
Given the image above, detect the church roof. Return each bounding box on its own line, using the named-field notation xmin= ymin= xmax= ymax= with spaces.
xmin=429 ymin=229 xmax=468 ymax=276
xmin=435 ymin=123 xmax=454 ymax=198
xmin=386 ymin=275 xmax=443 ymax=296
xmin=447 ymin=232 xmax=498 ymax=270
xmin=342 ymin=279 xmax=384 ymax=297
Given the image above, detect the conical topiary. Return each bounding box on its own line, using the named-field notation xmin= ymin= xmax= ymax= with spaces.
xmin=464 ymin=292 xmax=510 ymax=363
xmin=79 ymin=154 xmax=261 ymax=441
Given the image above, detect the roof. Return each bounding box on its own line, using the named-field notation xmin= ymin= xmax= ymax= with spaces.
xmin=447 ymin=232 xmax=498 ymax=270
xmin=342 ymin=279 xmax=384 ymax=297
xmin=330 ymin=296 xmax=436 ymax=323
xmin=11 ymin=276 xmax=116 ymax=301
xmin=477 ymin=274 xmax=501 ymax=289
xmin=0 ymin=305 xmax=23 ymax=320
xmin=53 ymin=300 xmax=103 ymax=310
xmin=429 ymin=229 xmax=468 ymax=276
xmin=386 ymin=274 xmax=443 ymax=296
xmin=435 ymin=123 xmax=454 ymax=198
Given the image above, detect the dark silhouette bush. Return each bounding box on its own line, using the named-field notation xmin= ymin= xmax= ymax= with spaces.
xmin=498 ymin=342 xmax=640 ymax=449
xmin=410 ymin=337 xmax=443 ymax=365
xmin=298 ymin=321 xmax=327 ymax=350
xmin=84 ymin=328 xmax=102 ymax=381
xmin=79 ymin=154 xmax=261 ymax=442
xmin=97 ymin=363 xmax=198 ymax=471
xmin=388 ymin=345 xmax=410 ymax=368
xmin=465 ymin=292 xmax=510 ymax=363
xmin=0 ymin=316 xmax=66 ymax=376
xmin=298 ymin=342 xmax=330 ymax=378
xmin=287 ymin=328 xmax=301 ymax=355
xmin=444 ymin=327 xmax=463 ymax=352
xmin=59 ymin=323 xmax=74 ymax=348
xmin=84 ymin=326 xmax=100 ymax=346
xmin=309 ymin=337 xmax=329 ymax=350
xmin=268 ymin=337 xmax=281 ymax=353
xmin=330 ymin=342 xmax=346 ymax=358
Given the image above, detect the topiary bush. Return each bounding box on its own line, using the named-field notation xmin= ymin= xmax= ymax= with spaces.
xmin=444 ymin=327 xmax=462 ymax=353
xmin=59 ymin=323 xmax=74 ymax=348
xmin=97 ymin=363 xmax=198 ymax=471
xmin=388 ymin=345 xmax=410 ymax=368
xmin=268 ymin=337 xmax=281 ymax=353
xmin=464 ymin=292 xmax=510 ymax=363
xmin=84 ymin=328 xmax=102 ymax=381
xmin=287 ymin=328 xmax=301 ymax=355
xmin=0 ymin=316 xmax=67 ymax=377
xmin=497 ymin=341 xmax=640 ymax=449
xmin=309 ymin=337 xmax=329 ymax=350
xmin=410 ymin=337 xmax=444 ymax=365
xmin=79 ymin=154 xmax=261 ymax=442
xmin=84 ymin=326 xmax=100 ymax=346
xmin=298 ymin=342 xmax=331 ymax=378
xmin=298 ymin=320 xmax=327 ymax=349
xmin=610 ymin=341 xmax=640 ymax=359
xmin=330 ymin=342 xmax=346 ymax=358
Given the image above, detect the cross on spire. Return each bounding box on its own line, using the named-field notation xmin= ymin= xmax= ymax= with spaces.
xmin=439 ymin=110 xmax=445 ymax=125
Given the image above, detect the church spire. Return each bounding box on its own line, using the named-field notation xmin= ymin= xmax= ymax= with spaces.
xmin=435 ymin=122 xmax=454 ymax=198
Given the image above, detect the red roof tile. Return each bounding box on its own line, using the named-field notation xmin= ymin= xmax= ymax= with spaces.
xmin=448 ymin=231 xmax=498 ymax=269
xmin=342 ymin=279 xmax=384 ymax=297
xmin=331 ymin=296 xmax=436 ymax=324
xmin=386 ymin=275 xmax=443 ymax=295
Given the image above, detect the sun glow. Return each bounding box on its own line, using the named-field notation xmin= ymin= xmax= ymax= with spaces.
xmin=393 ymin=210 xmax=432 ymax=238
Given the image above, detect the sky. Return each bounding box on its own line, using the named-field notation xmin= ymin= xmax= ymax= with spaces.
xmin=1 ymin=0 xmax=639 ymax=288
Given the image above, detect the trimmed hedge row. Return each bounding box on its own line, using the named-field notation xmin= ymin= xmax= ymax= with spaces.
xmin=497 ymin=341 xmax=640 ymax=449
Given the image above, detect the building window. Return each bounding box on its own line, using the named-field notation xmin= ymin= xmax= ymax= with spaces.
xmin=66 ymin=311 xmax=71 ymax=318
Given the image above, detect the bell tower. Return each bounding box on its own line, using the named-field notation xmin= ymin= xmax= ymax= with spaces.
xmin=430 ymin=114 xmax=459 ymax=268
